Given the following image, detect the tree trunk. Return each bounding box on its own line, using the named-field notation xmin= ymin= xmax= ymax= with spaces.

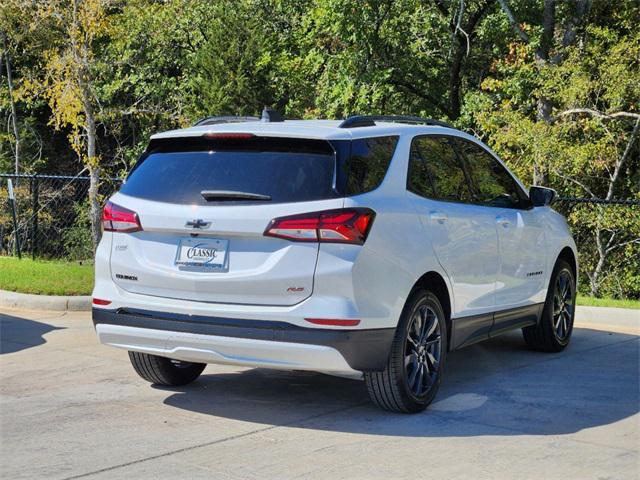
xmin=532 ymin=0 xmax=556 ymax=186
xmin=449 ymin=44 xmax=464 ymax=120
xmin=590 ymin=230 xmax=606 ymax=296
xmin=447 ymin=0 xmax=495 ymax=120
xmin=85 ymin=102 xmax=102 ymax=251
xmin=2 ymin=32 xmax=20 ymax=177
xmin=71 ymin=0 xmax=102 ymax=252
xmin=561 ymin=0 xmax=590 ymax=48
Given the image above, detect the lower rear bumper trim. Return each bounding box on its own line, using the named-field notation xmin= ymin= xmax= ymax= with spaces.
xmin=92 ymin=308 xmax=394 ymax=372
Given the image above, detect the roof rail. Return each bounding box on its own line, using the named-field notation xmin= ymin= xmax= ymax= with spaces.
xmin=338 ymin=115 xmax=454 ymax=129
xmin=193 ymin=116 xmax=259 ymax=127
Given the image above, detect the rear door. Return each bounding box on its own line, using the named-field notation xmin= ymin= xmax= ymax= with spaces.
xmin=407 ymin=135 xmax=498 ymax=345
xmin=108 ymin=135 xmax=342 ymax=306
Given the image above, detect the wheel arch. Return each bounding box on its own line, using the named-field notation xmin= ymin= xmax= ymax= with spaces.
xmin=558 ymin=246 xmax=577 ymax=278
xmin=411 ymin=271 xmax=452 ymax=349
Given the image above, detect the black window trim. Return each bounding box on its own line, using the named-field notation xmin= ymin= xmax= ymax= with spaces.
xmin=407 ymin=133 xmax=532 ymax=210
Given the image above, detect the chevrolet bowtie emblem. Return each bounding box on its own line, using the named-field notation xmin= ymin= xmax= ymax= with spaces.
xmin=186 ymin=219 xmax=211 ymax=229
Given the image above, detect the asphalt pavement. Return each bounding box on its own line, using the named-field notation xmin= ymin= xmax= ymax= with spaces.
xmin=0 ymin=306 xmax=638 ymax=479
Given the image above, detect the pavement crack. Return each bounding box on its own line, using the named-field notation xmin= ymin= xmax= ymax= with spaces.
xmin=62 ymin=402 xmax=369 ymax=479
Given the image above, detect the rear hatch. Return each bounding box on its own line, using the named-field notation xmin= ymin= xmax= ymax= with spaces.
xmin=108 ymin=135 xmax=343 ymax=306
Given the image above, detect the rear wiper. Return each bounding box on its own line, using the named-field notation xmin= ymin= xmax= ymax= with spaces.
xmin=200 ymin=190 xmax=272 ymax=201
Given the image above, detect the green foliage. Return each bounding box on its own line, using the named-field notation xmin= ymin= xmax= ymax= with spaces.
xmin=0 ymin=0 xmax=638 ymax=298
xmin=63 ymin=200 xmax=93 ymax=261
xmin=465 ymin=2 xmax=640 ymax=298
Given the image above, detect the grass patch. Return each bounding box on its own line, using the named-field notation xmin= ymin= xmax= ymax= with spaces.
xmin=2 ymin=255 xmax=639 ymax=306
xmin=0 ymin=256 xmax=94 ymax=296
xmin=577 ymin=295 xmax=640 ymax=310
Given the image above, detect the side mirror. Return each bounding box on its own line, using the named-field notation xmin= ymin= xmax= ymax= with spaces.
xmin=529 ymin=186 xmax=556 ymax=207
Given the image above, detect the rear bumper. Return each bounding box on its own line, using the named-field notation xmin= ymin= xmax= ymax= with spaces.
xmin=92 ymin=308 xmax=394 ymax=373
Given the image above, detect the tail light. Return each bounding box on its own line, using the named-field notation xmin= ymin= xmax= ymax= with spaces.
xmin=264 ymin=208 xmax=375 ymax=245
xmin=102 ymin=201 xmax=142 ymax=233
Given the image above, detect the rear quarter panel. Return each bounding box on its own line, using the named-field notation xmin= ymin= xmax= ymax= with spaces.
xmin=334 ymin=136 xmax=452 ymax=329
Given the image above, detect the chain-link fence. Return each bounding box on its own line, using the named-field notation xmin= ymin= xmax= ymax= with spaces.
xmin=1 ymin=173 xmax=122 ymax=260
xmin=552 ymin=196 xmax=640 ymax=298
xmin=1 ymin=173 xmax=639 ymax=297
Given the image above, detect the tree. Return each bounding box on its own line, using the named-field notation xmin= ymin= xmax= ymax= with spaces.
xmin=1 ymin=31 xmax=20 ymax=175
xmin=470 ymin=1 xmax=640 ymax=297
xmin=28 ymin=0 xmax=111 ymax=250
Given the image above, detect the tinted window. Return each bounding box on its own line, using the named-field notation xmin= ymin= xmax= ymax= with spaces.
xmin=121 ymin=139 xmax=337 ymax=205
xmin=343 ymin=136 xmax=398 ymax=195
xmin=454 ymin=139 xmax=527 ymax=209
xmin=122 ymin=136 xmax=398 ymax=205
xmin=408 ymin=136 xmax=473 ymax=202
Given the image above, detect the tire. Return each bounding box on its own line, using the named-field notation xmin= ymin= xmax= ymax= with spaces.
xmin=128 ymin=351 xmax=206 ymax=386
xmin=523 ymin=259 xmax=576 ymax=352
xmin=364 ymin=289 xmax=447 ymax=413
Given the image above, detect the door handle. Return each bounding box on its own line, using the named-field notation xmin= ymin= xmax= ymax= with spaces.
xmin=429 ymin=211 xmax=448 ymax=224
xmin=496 ymin=215 xmax=510 ymax=227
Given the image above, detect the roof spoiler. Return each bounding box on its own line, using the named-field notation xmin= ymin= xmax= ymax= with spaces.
xmin=193 ymin=107 xmax=285 ymax=126
xmin=193 ymin=116 xmax=259 ymax=126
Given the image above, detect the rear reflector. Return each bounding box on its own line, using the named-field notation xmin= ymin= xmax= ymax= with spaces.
xmin=203 ymin=132 xmax=255 ymax=140
xmin=92 ymin=298 xmax=112 ymax=306
xmin=264 ymin=208 xmax=375 ymax=245
xmin=305 ymin=318 xmax=361 ymax=327
xmin=102 ymin=201 xmax=142 ymax=233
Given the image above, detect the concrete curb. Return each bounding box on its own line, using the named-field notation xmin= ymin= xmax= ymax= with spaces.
xmin=0 ymin=289 xmax=636 ymax=317
xmin=0 ymin=289 xmax=91 ymax=311
xmin=577 ymin=305 xmax=639 ymax=323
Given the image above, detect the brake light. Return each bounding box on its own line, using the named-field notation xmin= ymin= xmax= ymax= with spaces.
xmin=102 ymin=201 xmax=142 ymax=233
xmin=264 ymin=208 xmax=375 ymax=245
xmin=203 ymin=132 xmax=255 ymax=140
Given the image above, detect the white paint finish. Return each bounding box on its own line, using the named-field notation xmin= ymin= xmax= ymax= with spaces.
xmin=343 ymin=190 xmax=448 ymax=329
xmin=108 ymin=193 xmax=344 ymax=306
xmin=494 ymin=207 xmax=548 ymax=308
xmin=540 ymin=207 xmax=579 ymax=290
xmin=150 ymin=120 xmax=457 ymax=142
xmin=92 ymin=280 xmax=380 ymax=329
xmin=410 ymin=193 xmax=499 ymax=317
xmin=95 ymin=324 xmax=357 ymax=374
xmin=92 ymin=120 xmax=579 ymax=373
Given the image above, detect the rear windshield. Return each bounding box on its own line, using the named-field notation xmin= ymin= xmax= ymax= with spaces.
xmin=120 ymin=135 xmax=398 ymax=205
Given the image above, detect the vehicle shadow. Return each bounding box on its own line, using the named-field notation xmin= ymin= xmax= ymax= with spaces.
xmin=0 ymin=312 xmax=65 ymax=354
xmin=161 ymin=326 xmax=639 ymax=437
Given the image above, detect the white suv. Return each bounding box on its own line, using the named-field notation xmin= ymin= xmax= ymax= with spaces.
xmin=92 ymin=111 xmax=578 ymax=413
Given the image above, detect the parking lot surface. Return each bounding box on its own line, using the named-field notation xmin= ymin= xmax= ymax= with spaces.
xmin=0 ymin=306 xmax=638 ymax=479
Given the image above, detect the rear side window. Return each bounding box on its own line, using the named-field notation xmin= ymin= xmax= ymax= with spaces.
xmin=453 ymin=139 xmax=528 ymax=209
xmin=342 ymin=136 xmax=398 ymax=195
xmin=121 ymin=137 xmax=337 ymax=205
xmin=408 ymin=136 xmax=473 ymax=203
